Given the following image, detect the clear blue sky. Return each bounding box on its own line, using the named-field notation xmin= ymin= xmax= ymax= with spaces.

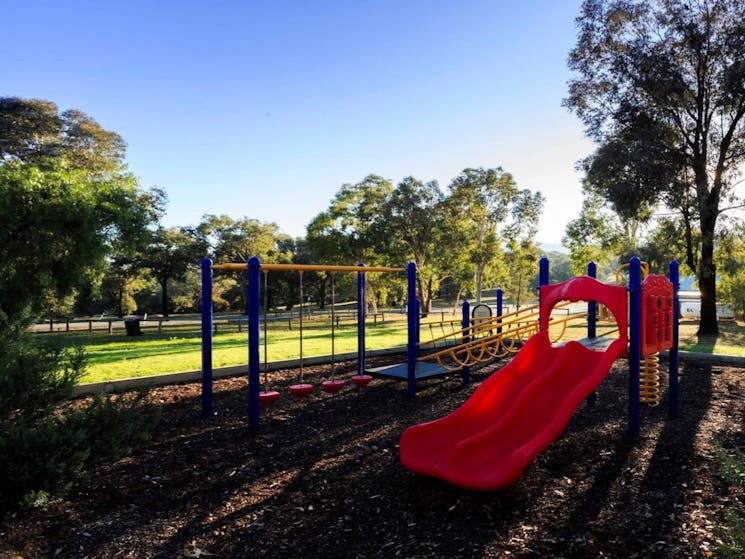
xmin=3 ymin=0 xmax=593 ymax=246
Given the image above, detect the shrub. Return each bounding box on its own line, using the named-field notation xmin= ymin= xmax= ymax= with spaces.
xmin=0 ymin=336 xmax=160 ymax=514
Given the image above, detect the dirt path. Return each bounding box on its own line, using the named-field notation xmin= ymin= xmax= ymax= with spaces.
xmin=1 ymin=355 xmax=743 ymax=558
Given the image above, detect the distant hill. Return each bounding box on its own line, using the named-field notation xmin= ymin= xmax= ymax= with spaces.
xmin=538 ymin=242 xmax=568 ymax=254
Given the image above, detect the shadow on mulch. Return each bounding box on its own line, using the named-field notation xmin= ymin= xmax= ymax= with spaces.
xmin=1 ymin=356 xmax=742 ymax=559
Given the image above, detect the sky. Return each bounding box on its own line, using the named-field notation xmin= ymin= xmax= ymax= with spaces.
xmin=2 ymin=0 xmax=594 ymax=247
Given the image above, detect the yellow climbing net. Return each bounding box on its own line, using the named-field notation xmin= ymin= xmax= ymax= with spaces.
xmin=418 ymin=302 xmax=586 ymax=372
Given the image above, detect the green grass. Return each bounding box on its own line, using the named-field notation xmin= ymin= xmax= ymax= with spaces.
xmin=716 ymin=446 xmax=745 ymax=557
xmin=678 ymin=319 xmax=745 ymax=356
xmin=39 ymin=318 xmax=411 ymax=383
xmin=32 ymin=313 xmax=745 ymax=384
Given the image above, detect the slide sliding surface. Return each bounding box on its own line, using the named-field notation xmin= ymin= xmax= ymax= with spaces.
xmin=399 ymin=333 xmax=626 ymax=491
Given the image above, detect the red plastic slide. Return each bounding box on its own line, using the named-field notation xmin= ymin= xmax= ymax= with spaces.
xmin=399 ymin=331 xmax=628 ymax=491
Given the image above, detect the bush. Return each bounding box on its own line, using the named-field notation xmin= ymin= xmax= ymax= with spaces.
xmin=0 ymin=336 xmax=160 ymax=514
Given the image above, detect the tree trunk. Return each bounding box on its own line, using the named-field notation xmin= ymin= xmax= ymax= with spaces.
xmin=160 ymin=278 xmax=169 ymax=317
xmin=475 ymin=265 xmax=484 ymax=304
xmin=366 ymin=283 xmax=378 ymax=314
xmin=697 ymin=195 xmax=719 ymax=336
xmin=698 ymin=243 xmax=719 ymax=335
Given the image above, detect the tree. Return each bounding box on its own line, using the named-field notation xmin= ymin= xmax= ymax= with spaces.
xmin=565 ymin=0 xmax=745 ymax=335
xmin=444 ymin=167 xmax=543 ymax=303
xmin=379 ymin=177 xmax=446 ymax=315
xmin=0 ymin=161 xmax=155 ymax=335
xmin=101 ymin=257 xmax=151 ymax=317
xmin=198 ymin=215 xmax=291 ymax=310
xmin=563 ymin=187 xmax=643 ymax=275
xmin=0 ymin=97 xmax=161 ymax=334
xmin=0 ymin=98 xmax=160 ymax=512
xmin=306 ymin=175 xmax=393 ymax=265
xmin=502 ymin=190 xmax=545 ymax=306
xmin=715 ymin=221 xmax=745 ymax=316
xmin=306 ymin=175 xmax=396 ymax=312
xmin=140 ymin=227 xmax=207 ymax=316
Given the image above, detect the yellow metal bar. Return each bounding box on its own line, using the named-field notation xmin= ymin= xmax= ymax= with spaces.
xmin=211 ymin=263 xmax=405 ymax=273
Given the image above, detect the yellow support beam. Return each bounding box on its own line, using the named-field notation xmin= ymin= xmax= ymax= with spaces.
xmin=211 ymin=263 xmax=405 ymax=273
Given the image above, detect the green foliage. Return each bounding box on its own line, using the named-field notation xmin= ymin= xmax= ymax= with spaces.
xmin=565 ymin=0 xmax=745 ymax=334
xmin=0 ymin=97 xmax=161 ymax=335
xmin=139 ymin=226 xmax=208 ymax=316
xmin=716 ymin=447 xmax=745 ymax=557
xmin=716 ymin=223 xmax=745 ymax=316
xmin=0 ymin=97 xmax=161 ymax=515
xmin=0 ymin=336 xmax=160 ymax=514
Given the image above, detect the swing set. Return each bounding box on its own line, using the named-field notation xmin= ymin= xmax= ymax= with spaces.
xmin=200 ymin=257 xmax=407 ymax=431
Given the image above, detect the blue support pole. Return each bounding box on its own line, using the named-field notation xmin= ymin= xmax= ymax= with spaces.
xmin=247 ymin=257 xmax=261 ymax=432
xmin=587 ymin=262 xmax=597 ymax=339
xmin=628 ymin=257 xmax=642 ymax=436
xmin=406 ymin=262 xmax=418 ymax=399
xmin=200 ymin=258 xmax=214 ymax=417
xmin=668 ymin=260 xmax=680 ymax=419
xmin=357 ymin=263 xmax=366 ymax=376
xmin=586 ymin=262 xmax=598 ymax=406
xmin=496 ymin=288 xmax=503 ymax=335
xmin=461 ymin=300 xmax=470 ymax=386
xmin=538 ymin=257 xmax=550 ymax=329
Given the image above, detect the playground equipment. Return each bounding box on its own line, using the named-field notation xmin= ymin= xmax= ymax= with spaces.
xmin=414 ymin=300 xmax=584 ymax=371
xmin=399 ymin=257 xmax=680 ymax=491
xmin=201 ymin=257 xmax=406 ymax=431
xmin=597 ymin=262 xmax=661 ymax=407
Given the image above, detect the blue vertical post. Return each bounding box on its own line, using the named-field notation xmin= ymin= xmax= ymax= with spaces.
xmin=586 ymin=262 xmax=598 ymax=406
xmin=587 ymin=262 xmax=597 ymax=339
xmin=461 ymin=300 xmax=470 ymax=386
xmin=357 ymin=263 xmax=366 ymax=376
xmin=538 ymin=257 xmax=550 ymax=329
xmin=628 ymin=257 xmax=642 ymax=436
xmin=496 ymin=288 xmax=503 ymax=335
xmin=201 ymin=258 xmax=214 ymax=417
xmin=668 ymin=260 xmax=680 ymax=419
xmin=406 ymin=262 xmax=418 ymax=399
xmin=247 ymin=257 xmax=261 ymax=432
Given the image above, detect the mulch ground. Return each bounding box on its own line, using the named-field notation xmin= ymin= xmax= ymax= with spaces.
xmin=1 ymin=353 xmax=744 ymax=558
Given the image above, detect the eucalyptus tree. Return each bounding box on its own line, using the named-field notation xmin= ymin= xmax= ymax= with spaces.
xmin=445 ymin=167 xmax=544 ymax=303
xmin=306 ymin=175 xmax=395 ymax=311
xmin=377 ymin=176 xmax=449 ymax=315
xmin=565 ymin=0 xmax=745 ymax=334
xmin=0 ymin=98 xmax=160 ymax=334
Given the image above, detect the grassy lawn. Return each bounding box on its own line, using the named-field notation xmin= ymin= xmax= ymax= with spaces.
xmin=39 ymin=317 xmax=412 ymax=383
xmin=678 ymin=318 xmax=745 ymax=356
xmin=34 ymin=313 xmax=745 ymax=384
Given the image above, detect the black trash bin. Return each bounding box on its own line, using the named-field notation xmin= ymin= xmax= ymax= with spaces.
xmin=124 ymin=317 xmax=143 ymax=336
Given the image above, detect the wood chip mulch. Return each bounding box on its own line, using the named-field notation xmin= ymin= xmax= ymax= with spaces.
xmin=1 ymin=353 xmax=744 ymax=558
